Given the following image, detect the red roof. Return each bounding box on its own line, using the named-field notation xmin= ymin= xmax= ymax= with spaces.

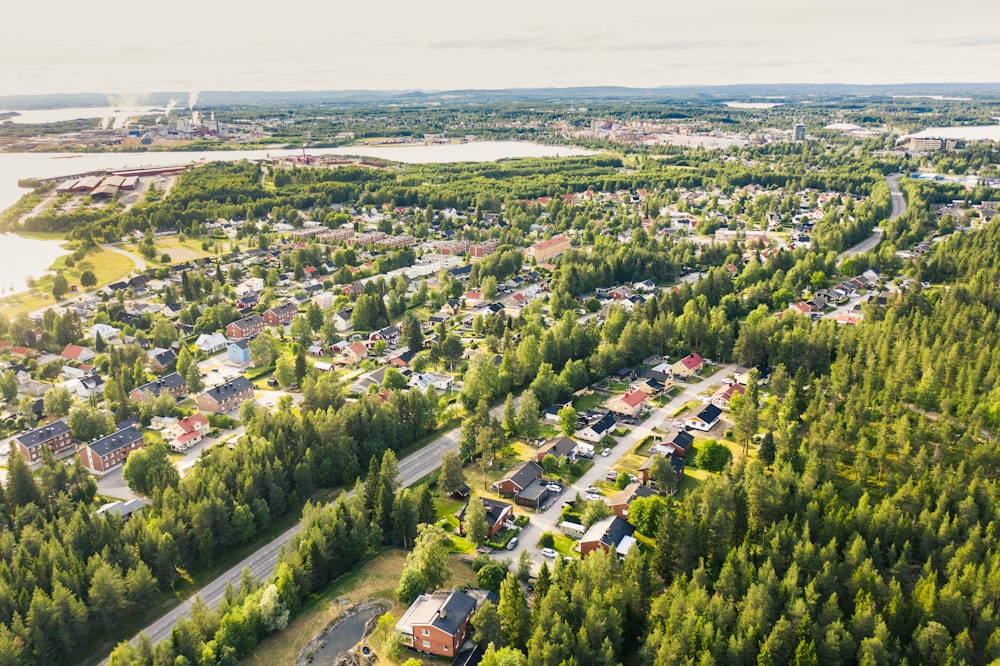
xmin=679 ymin=353 xmax=704 ymax=370
xmin=61 ymin=344 xmax=87 ymax=360
xmin=176 ymin=413 xmax=209 ymax=434
xmin=620 ymin=390 xmax=648 ymax=408
xmin=348 ymin=341 xmax=368 ymax=356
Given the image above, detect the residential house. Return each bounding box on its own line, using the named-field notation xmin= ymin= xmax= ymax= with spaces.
xmin=606 ymin=482 xmax=658 ymax=520
xmin=671 ymin=353 xmax=704 ymax=379
xmin=263 ymin=302 xmax=298 ymax=326
xmin=164 ymin=413 xmax=210 ymax=452
xmin=235 ymin=292 xmax=260 ymax=311
xmin=712 ymin=382 xmax=746 ymax=410
xmin=80 ymin=426 xmax=144 ymax=474
xmin=96 ymin=499 xmax=144 ymax=520
xmin=60 ymin=344 xmax=95 ymax=364
xmin=733 ymin=366 xmax=771 ymax=386
xmin=333 ymin=308 xmax=354 ymax=332
xmin=535 ymin=436 xmax=578 ymax=465
xmin=579 ymin=515 xmax=637 ymax=559
xmin=227 ymin=339 xmax=251 ymax=365
xmin=464 ymin=290 xmax=484 ymax=308
xmin=371 ymin=325 xmax=401 ymax=347
xmin=409 ymin=372 xmax=454 ymax=392
xmin=396 ymin=590 xmax=478 ymax=657
xmin=442 ymin=299 xmax=463 ymax=317
xmin=14 ymin=420 xmax=72 ymax=465
xmin=495 ymin=460 xmax=544 ymax=496
xmin=147 ymin=348 xmax=177 ymax=373
xmin=663 ymin=430 xmax=694 ymax=457
xmin=577 ymin=413 xmax=617 ymax=442
xmin=607 ymin=390 xmax=649 ymax=417
xmin=344 ymin=341 xmax=370 ymax=365
xmin=457 ymin=497 xmax=513 ymax=539
xmin=226 ymin=314 xmax=264 ymax=340
xmin=196 ymin=377 xmax=254 ymax=413
xmin=67 ymin=374 xmax=104 ymax=400
xmin=685 ymin=404 xmax=722 ymax=432
xmin=638 ymin=452 xmax=685 ymax=486
xmin=129 ymin=372 xmax=187 ymax=402
xmin=389 ymin=348 xmax=418 ymax=369
xmin=514 ymin=478 xmax=552 ymax=509
xmin=91 ymin=323 xmax=120 ymax=344
xmin=195 ymin=332 xmax=228 ymax=354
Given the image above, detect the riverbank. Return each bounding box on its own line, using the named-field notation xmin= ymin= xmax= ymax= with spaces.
xmin=0 ymin=234 xmax=136 ymax=317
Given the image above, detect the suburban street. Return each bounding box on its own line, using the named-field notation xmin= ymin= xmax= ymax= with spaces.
xmin=837 ymin=174 xmax=905 ymax=263
xmin=498 ymin=362 xmax=737 ymax=574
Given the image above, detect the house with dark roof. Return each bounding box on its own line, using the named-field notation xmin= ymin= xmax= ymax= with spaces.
xmin=457 ymin=497 xmax=514 ymax=539
xmin=129 ymin=372 xmax=187 ymax=402
xmin=396 ymin=590 xmax=479 ymax=657
xmin=514 ymin=478 xmax=552 ymax=509
xmin=685 ymin=404 xmax=722 ymax=432
xmin=196 ymin=376 xmax=254 ymax=413
xmin=580 ymin=515 xmax=636 ymax=559
xmin=535 ymin=436 xmax=577 ymax=465
xmin=80 ymin=426 xmax=144 ymax=474
xmin=225 ymin=314 xmax=264 ymax=340
xmin=14 ymin=420 xmax=72 ymax=464
xmin=664 ymin=430 xmax=694 ymax=457
xmin=577 ymin=413 xmax=617 ymax=442
xmin=638 ymin=452 xmax=685 ymax=486
xmin=147 ymin=348 xmax=177 ymax=373
xmin=263 ymin=301 xmax=298 ymax=326
xmin=495 ymin=460 xmax=544 ymax=496
xmin=389 ymin=348 xmax=418 ymax=368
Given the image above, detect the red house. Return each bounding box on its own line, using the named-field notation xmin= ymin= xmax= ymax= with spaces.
xmin=80 ymin=426 xmax=144 ymax=475
xmin=395 ymin=590 xmax=477 ymax=657
xmin=263 ymin=302 xmax=298 ymax=326
xmin=226 ymin=314 xmax=264 ymax=340
xmin=14 ymin=420 xmax=72 ymax=464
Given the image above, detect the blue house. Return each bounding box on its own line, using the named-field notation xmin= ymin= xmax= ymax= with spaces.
xmin=228 ymin=339 xmax=251 ymax=365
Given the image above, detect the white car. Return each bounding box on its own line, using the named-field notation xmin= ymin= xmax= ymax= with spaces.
xmin=546 ymin=484 xmax=562 ymax=493
xmin=601 ymin=448 xmax=611 ymax=457
xmin=586 ymin=493 xmax=602 ymax=501
xmin=586 ymin=486 xmax=601 ymax=494
xmin=541 ymin=548 xmax=558 ymax=558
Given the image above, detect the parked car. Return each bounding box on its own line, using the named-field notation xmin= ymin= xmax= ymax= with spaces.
xmin=546 ymin=484 xmax=562 ymax=493
xmin=601 ymin=448 xmax=611 ymax=457
xmin=586 ymin=493 xmax=602 ymax=501
xmin=586 ymin=486 xmax=601 ymax=494
xmin=672 ymin=421 xmax=684 ymax=428
xmin=606 ymin=470 xmax=619 ymax=481
xmin=506 ymin=537 xmax=519 ymax=551
xmin=541 ymin=548 xmax=558 ymax=558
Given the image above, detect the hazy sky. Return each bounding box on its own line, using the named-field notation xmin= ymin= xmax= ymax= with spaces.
xmin=2 ymin=0 xmax=997 ymax=96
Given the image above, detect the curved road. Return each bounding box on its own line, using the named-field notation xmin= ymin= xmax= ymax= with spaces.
xmin=838 ymin=174 xmax=905 ymax=263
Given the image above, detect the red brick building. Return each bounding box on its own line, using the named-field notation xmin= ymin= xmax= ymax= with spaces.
xmin=263 ymin=302 xmax=298 ymax=326
xmin=225 ymin=314 xmax=264 ymax=340
xmin=80 ymin=426 xmax=145 ymax=475
xmin=196 ymin=377 xmax=254 ymax=413
xmin=396 ymin=590 xmax=477 ymax=657
xmin=14 ymin=420 xmax=72 ymax=464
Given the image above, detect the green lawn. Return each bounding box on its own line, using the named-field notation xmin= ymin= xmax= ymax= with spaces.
xmin=572 ymin=393 xmax=606 ymax=412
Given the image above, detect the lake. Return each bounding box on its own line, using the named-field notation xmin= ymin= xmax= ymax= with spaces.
xmin=0 ymin=233 xmax=70 ymax=296
xmin=0 ymin=141 xmax=597 ymax=214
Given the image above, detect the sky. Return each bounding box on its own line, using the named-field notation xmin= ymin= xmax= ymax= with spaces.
xmin=2 ymin=0 xmax=997 ymax=97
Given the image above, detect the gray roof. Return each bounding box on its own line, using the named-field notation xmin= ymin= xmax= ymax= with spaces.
xmin=15 ymin=420 xmax=70 ymax=449
xmin=134 ymin=372 xmax=186 ymax=395
xmin=587 ymin=413 xmax=617 ymax=435
xmin=397 ymin=590 xmax=477 ymax=638
xmin=267 ymin=302 xmax=298 ymax=317
xmin=515 ymin=477 xmax=551 ymax=503
xmin=230 ymin=313 xmax=264 ymax=330
xmin=582 ymin=515 xmax=636 ymax=549
xmin=695 ymin=404 xmax=722 ymax=423
xmin=538 ymin=436 xmax=577 ymax=459
xmin=502 ymin=460 xmax=543 ymax=491
xmin=203 ymin=376 xmax=253 ymax=402
xmin=88 ymin=426 xmax=143 ymax=457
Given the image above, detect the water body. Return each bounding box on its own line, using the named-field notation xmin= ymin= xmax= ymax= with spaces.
xmin=0 ymin=141 xmax=597 ymax=214
xmin=0 ymin=233 xmax=70 ymax=296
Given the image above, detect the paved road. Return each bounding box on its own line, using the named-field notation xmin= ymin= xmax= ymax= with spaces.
xmin=104 ymin=414 xmax=465 ymax=659
xmin=498 ymin=363 xmax=738 ymax=575
xmin=838 ymin=174 xmax=905 ymax=263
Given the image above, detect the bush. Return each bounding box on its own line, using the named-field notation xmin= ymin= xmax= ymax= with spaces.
xmin=538 ymin=532 xmax=555 ymax=548
xmin=696 ymin=439 xmax=733 ymax=472
xmin=208 ymin=413 xmax=237 ymax=429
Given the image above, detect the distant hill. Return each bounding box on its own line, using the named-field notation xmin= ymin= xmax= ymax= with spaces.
xmin=3 ymin=83 xmax=1000 ymax=109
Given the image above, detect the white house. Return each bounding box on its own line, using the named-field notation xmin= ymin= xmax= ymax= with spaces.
xmin=91 ymin=323 xmax=120 ymax=343
xmin=409 ymin=372 xmax=454 ymax=392
xmin=195 ymin=332 xmax=228 ymax=355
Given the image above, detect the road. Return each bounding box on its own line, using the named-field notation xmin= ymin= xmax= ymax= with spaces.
xmin=837 ymin=174 xmax=905 ymax=263
xmin=105 ymin=412 xmax=465 ymax=658
xmin=497 ymin=363 xmax=738 ymax=574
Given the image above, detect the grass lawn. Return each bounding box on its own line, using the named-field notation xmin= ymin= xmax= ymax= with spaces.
xmin=671 ymin=400 xmax=701 ymax=417
xmin=542 ymin=533 xmax=578 ymax=559
xmin=572 ymin=393 xmax=606 ymax=412
xmin=607 ymin=380 xmax=631 ymax=391
xmin=0 ymin=246 xmax=135 ymax=317
xmin=244 ymin=549 xmax=477 ymax=666
xmin=123 ymin=237 xmax=219 ymax=265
